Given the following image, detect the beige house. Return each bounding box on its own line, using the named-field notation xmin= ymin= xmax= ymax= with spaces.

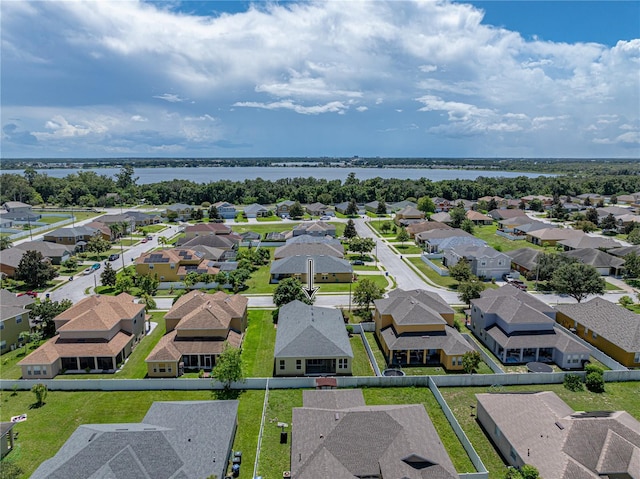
xmin=373 ymin=289 xmax=471 ymax=370
xmin=393 ymin=205 xmax=425 ymax=225
xmin=183 ymin=222 xmax=232 ymax=240
xmin=146 ymin=291 xmax=248 ymax=377
xmin=18 ymin=294 xmax=146 ymax=379
xmin=274 ymin=301 xmax=353 ymax=376
xmin=526 ymin=227 xmax=584 ymax=246
xmin=135 ymin=248 xmax=219 ymax=282
xmin=0 ymin=289 xmax=34 ymax=354
xmin=477 ymin=391 xmax=640 ymax=478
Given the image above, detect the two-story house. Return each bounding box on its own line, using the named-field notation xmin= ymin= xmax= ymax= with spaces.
xmin=0 ymin=289 xmax=34 ymax=354
xmin=135 ymin=248 xmax=220 ymax=282
xmin=212 ymin=201 xmax=237 ymax=219
xmin=276 ymin=200 xmax=296 ymax=218
xmin=146 ymin=291 xmax=248 ymax=376
xmin=373 ymin=289 xmax=472 ymax=370
xmin=442 ymin=244 xmax=511 ymax=280
xmin=18 ymin=294 xmax=146 ymax=378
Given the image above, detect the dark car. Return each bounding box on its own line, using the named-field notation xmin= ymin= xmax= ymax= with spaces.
xmin=510 ymin=280 xmax=527 ymax=290
xmin=108 ymin=253 xmax=120 ymax=261
xmin=351 ymin=259 xmax=365 ymax=265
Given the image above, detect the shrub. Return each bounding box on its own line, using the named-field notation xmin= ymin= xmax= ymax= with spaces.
xmin=584 ymin=363 xmax=604 ymax=375
xmin=520 ymin=464 xmax=540 ymax=479
xmin=346 ymin=325 xmax=354 ymax=335
xmin=585 ymin=371 xmax=605 ymax=393
xmin=453 ymin=319 xmax=462 ymax=331
xmin=563 ymin=373 xmax=584 ymax=392
xmin=198 ymin=369 xmax=205 ymax=378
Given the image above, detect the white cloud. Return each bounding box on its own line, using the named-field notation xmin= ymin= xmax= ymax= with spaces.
xmin=131 ymin=115 xmax=148 ymax=122
xmin=233 ymin=99 xmax=350 ymax=115
xmin=153 ymin=93 xmax=187 ymax=103
xmin=356 ymin=106 xmax=368 ymax=112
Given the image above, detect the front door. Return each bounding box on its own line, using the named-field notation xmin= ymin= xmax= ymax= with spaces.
xmin=203 ymin=355 xmax=212 ymax=369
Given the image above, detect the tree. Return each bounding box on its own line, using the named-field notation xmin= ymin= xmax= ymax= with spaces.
xmin=101 ymin=262 xmax=117 ymax=286
xmin=289 ymin=201 xmax=304 ymax=218
xmin=629 ymin=228 xmax=640 ymax=245
xmin=31 ymin=299 xmax=73 ymax=337
xmin=273 ymin=277 xmax=313 ymax=307
xmin=449 ymin=205 xmax=466 ymax=228
xmin=574 ymin=220 xmax=598 ymax=233
xmin=166 ymin=209 xmax=179 ymax=222
xmin=18 ymin=331 xmax=31 ymax=355
xmin=449 ymin=258 xmax=473 ymax=282
xmin=584 ymin=196 xmax=592 ymax=207
xmin=395 ymin=227 xmax=409 ymax=246
xmin=518 ymin=199 xmax=526 ymax=210
xmin=462 ymin=351 xmax=482 ymax=374
xmin=458 ymin=279 xmax=485 ymax=306
xmin=528 ymin=198 xmax=544 ymax=212
xmin=519 ymin=465 xmax=540 ymax=479
xmin=353 ymin=278 xmax=384 ymax=315
xmin=584 ymin=364 xmax=605 ymax=393
xmin=600 ymin=213 xmax=617 ymax=232
xmin=15 ymin=250 xmax=57 ymax=288
xmin=140 ymin=293 xmax=157 ymax=312
xmin=228 ymin=268 xmax=250 ymax=293
xmin=550 ymin=262 xmax=605 ymax=302
xmin=190 ymin=208 xmax=204 ymax=221
xmin=212 ymin=343 xmax=243 ymax=391
xmin=623 ymin=252 xmax=640 ymax=279
xmin=619 ymin=295 xmax=634 ymax=309
xmin=530 ymin=253 xmax=576 ymax=282
xmin=348 ymin=237 xmax=375 ymax=259
xmin=138 ymin=273 xmax=159 ymax=295
xmin=460 ymin=218 xmax=475 ymax=234
xmin=208 ymin=205 xmax=221 ymax=221
xmin=31 ymin=383 xmax=48 ymax=407
xmin=115 ymin=164 xmax=137 ymax=190
xmin=0 ymin=236 xmax=13 ymax=250
xmin=376 ymin=199 xmax=387 ymax=216
xmin=487 ymin=198 xmax=498 ymax=211
xmin=345 ymin=199 xmax=359 ymax=216
xmin=380 ymin=221 xmax=391 ymax=234
xmin=86 ymin=235 xmax=110 ymax=259
xmin=115 ymin=275 xmax=134 ymax=294
xmin=609 ymin=194 xmax=618 ymax=205
xmin=61 ymin=257 xmax=79 ymax=271
xmin=108 ymin=222 xmax=122 ymax=240
xmin=585 ymin=208 xmax=599 ymax=225
xmin=344 ymin=219 xmax=357 ymax=239
xmin=417 ymin=196 xmax=436 ymax=214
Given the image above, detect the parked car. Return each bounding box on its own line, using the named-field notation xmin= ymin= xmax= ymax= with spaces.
xmin=91 ymin=263 xmax=101 ymax=270
xmin=320 ymin=215 xmax=331 ymax=220
xmin=108 ymin=253 xmax=120 ymax=261
xmin=141 ymin=238 xmax=148 ymax=243
xmin=83 ymin=267 xmax=94 ymax=275
xmin=509 ymin=279 xmax=527 ymax=290
xmin=351 ymin=259 xmax=365 ymax=265
xmin=146 ymin=235 xmax=153 ymax=240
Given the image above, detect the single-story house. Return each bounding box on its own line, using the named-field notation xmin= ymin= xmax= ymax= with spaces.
xmin=43 ymin=226 xmax=104 ymax=247
xmin=29 ymin=400 xmax=239 ymax=479
xmin=178 ymin=233 xmax=240 ymax=250
xmin=555 ymin=298 xmax=640 ymax=368
xmin=212 ymin=201 xmax=236 ymax=219
xmin=505 ymin=247 xmax=544 ymax=275
xmin=182 ymin=222 xmax=232 ymax=241
xmin=292 ymin=221 xmax=336 ymax=237
xmin=18 ymin=293 xmax=146 ymax=379
xmin=476 ymin=391 xmax=640 ymax=479
xmin=406 ymin=220 xmax=452 ymax=238
xmin=274 ymin=301 xmax=353 ymax=376
xmin=14 ymin=241 xmax=73 ymax=265
xmin=123 ymin=211 xmax=163 ymax=226
xmin=488 ymin=208 xmax=527 ymax=221
xmin=274 ymin=242 xmax=344 ymax=260
xmin=364 ymin=200 xmax=389 ymax=214
xmin=270 ymin=255 xmax=352 ymax=283
xmin=374 ymin=289 xmax=472 ymax=370
xmin=562 ymin=248 xmax=625 ymax=276
xmin=443 ymin=244 xmax=511 ymax=280
xmin=465 ymin=210 xmax=493 ymax=225
xmin=468 ymin=286 xmax=590 ymax=368
xmin=608 ymin=245 xmax=640 ymax=258
xmin=292 ymin=389 xmax=458 ymax=479
xmin=334 ymin=201 xmax=364 ymax=216
xmin=389 ymin=200 xmax=418 ymax=211
xmin=428 ymin=212 xmax=452 ymax=224
xmin=421 ymin=232 xmax=486 ymax=255
xmin=306 ymin=202 xmax=332 ymax=216
xmin=0 ymin=289 xmax=34 ymax=355
xmin=243 ymin=203 xmax=271 ymax=218
xmin=526 ymin=227 xmax=584 ymax=247
xmin=557 ymin=235 xmax=623 ymax=251
xmin=146 ymin=291 xmax=247 ymax=376
xmin=0 ymin=248 xmax=26 ymax=278
xmin=1 ymin=201 xmax=33 ymax=214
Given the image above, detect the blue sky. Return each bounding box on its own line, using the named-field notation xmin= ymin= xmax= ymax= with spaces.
xmin=2 ymin=0 xmax=638 ymax=159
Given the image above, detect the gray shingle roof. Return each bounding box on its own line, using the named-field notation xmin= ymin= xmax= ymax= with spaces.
xmin=0 ymin=248 xmax=25 ymax=268
xmin=30 ymin=400 xmax=239 ymax=479
xmin=0 ymin=289 xmax=35 ymax=308
xmin=292 ymin=390 xmax=458 ymax=479
xmin=275 ymin=301 xmax=353 ymax=359
xmin=476 ymin=285 xmax=556 ymax=316
xmin=437 ymin=236 xmax=486 ymax=251
xmin=476 ymin=392 xmax=640 ymax=479
xmin=506 ymin=247 xmax=543 ymax=271
xmin=381 ymin=326 xmax=472 ymax=355
xmin=375 ymin=289 xmax=454 ymax=326
xmin=446 ymin=243 xmax=508 ymax=260
xmin=563 ymin=248 xmax=625 ymax=269
xmin=271 ymin=255 xmax=352 ymax=275
xmin=286 ymin=234 xmax=342 ymax=246
xmin=608 ymin=245 xmax=640 ymax=258
xmin=15 ymin=241 xmax=74 ymax=257
xmin=46 ymin=226 xmax=99 ymax=238
xmin=555 ymin=298 xmax=640 ymax=352
xmin=558 ymin=236 xmax=623 ymax=251
xmin=274 ymin=243 xmax=344 ymax=259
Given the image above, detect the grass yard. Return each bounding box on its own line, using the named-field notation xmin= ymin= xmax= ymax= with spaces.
xmin=113 ymin=238 xmax=139 ymax=247
xmin=350 ymin=334 xmax=376 ymax=376
xmin=392 ymin=243 xmax=424 ymax=254
xmin=363 ymin=388 xmax=477 ymax=473
xmin=367 ymin=219 xmax=398 ymax=238
xmin=57 ymin=313 xmax=166 ymax=380
xmin=364 ymin=332 xmax=388 ymax=371
xmin=34 ymin=216 xmax=69 ymax=225
xmin=232 ymin=390 xmax=267 ymax=479
xmin=351 ymin=264 xmax=381 ymax=272
xmin=242 ymin=310 xmax=277 ymax=377
xmin=440 ymin=381 xmax=640 ymax=479
xmin=256 ymin=215 xmax=282 ymax=222
xmin=472 ymin=224 xmax=547 ymax=253
xmin=406 ymin=256 xmax=459 ymax=289
xmin=140 ymin=224 xmax=167 ymax=233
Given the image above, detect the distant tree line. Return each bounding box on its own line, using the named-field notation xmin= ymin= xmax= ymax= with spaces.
xmin=3 ymin=166 xmax=640 ymax=207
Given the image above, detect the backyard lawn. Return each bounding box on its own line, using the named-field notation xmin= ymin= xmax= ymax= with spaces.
xmin=350 ymin=334 xmax=376 ymax=376
xmin=242 ymin=310 xmax=277 ymax=377
xmin=406 ymin=256 xmax=460 ymax=289
xmin=472 ymin=224 xmax=548 ymax=253
xmin=33 ymin=216 xmax=69 ymax=225
xmin=230 ymin=221 xmax=344 ymax=238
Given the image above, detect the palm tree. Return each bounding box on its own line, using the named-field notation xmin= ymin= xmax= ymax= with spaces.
xmin=0 ymin=236 xmax=13 ymax=251
xmin=158 ymin=236 xmax=167 ymax=249
xmin=108 ymin=223 xmax=121 ymax=241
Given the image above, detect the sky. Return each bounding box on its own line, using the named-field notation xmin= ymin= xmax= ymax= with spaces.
xmin=1 ymin=0 xmax=639 ymax=159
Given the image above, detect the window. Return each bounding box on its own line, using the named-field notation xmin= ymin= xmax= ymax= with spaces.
xmin=296 ymin=360 xmax=302 ymax=370
xmin=149 ymin=264 xmax=154 ymax=269
xmin=279 ymin=360 xmax=285 ymax=370
xmin=0 ymin=323 xmax=4 ymax=330
xmin=170 ymin=263 xmax=175 ymax=269
xmin=584 ymin=327 xmax=589 ymax=335
xmin=592 ymin=332 xmax=598 ymax=339
xmin=16 ymin=315 xmax=22 ymax=324
xmin=321 ymin=275 xmax=328 ymax=280
xmin=338 ymin=358 xmax=348 ymax=369
xmin=0 ymin=340 xmax=6 ymax=349
xmin=498 ymin=260 xmax=504 ymax=266
xmin=481 ymin=261 xmax=487 ymax=266
xmin=634 ymin=352 xmax=640 ymax=363
xmin=495 ymin=425 xmax=501 ymax=438
xmin=510 ymin=447 xmax=518 ymax=461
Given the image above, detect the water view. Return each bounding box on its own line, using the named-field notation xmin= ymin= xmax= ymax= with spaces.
xmin=31 ymin=166 xmax=553 ymax=184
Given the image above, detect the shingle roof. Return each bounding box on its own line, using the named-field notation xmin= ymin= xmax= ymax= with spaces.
xmin=166 ymin=290 xmax=247 ymax=325
xmin=608 ymin=245 xmax=640 ymax=258
xmin=446 ymin=243 xmax=508 ymax=260
xmin=0 ymin=288 xmax=35 ymax=308
xmin=274 ymin=301 xmax=353 ymax=359
xmin=0 ymin=247 xmax=24 ymax=268
xmin=292 ymin=390 xmax=458 ymax=479
xmin=375 ymin=289 xmax=454 ymax=325
xmin=184 ymin=223 xmax=232 ymax=234
xmin=54 ymin=294 xmax=144 ymax=332
xmin=396 ymin=205 xmax=424 ymax=217
xmin=489 ymin=209 xmax=527 ymax=220
xmin=286 ymin=235 xmax=342 ymax=246
xmin=476 ymin=392 xmax=640 ymax=479
xmin=473 ymin=295 xmax=556 ymax=326
xmin=465 ymin=210 xmax=493 ymax=222
xmin=474 ymin=285 xmax=555 ymax=316
xmin=274 ymin=243 xmax=344 ymax=259
xmin=271 ymin=255 xmax=352 ymax=275
xmin=555 ymin=298 xmax=640 ymax=352
xmin=437 ymin=236 xmax=486 ymax=251
xmin=30 ymin=400 xmax=239 ymax=479
xmin=558 ymin=235 xmax=623 ymax=251
xmin=381 ymin=326 xmax=472 ymax=355
xmin=14 ymin=241 xmax=73 ymax=257
xmin=46 ymin=226 xmax=99 ymax=238
xmin=528 ymin=228 xmax=585 ymax=241
xmin=243 ymin=203 xmax=269 ymax=215
xmin=563 ymin=248 xmax=625 ymax=269
xmin=429 ymin=212 xmax=452 ymax=223
xmin=178 ymin=234 xmax=240 ymax=249
xmin=406 ymin=221 xmax=453 ymax=235
xmin=506 ymin=247 xmax=544 ymax=271
xmin=484 ymin=325 xmax=589 ymax=353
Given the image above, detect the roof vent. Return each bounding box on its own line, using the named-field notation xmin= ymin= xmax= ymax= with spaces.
xmin=335 ymin=413 xmax=340 ymax=421
xmin=555 ymin=421 xmax=565 ymax=430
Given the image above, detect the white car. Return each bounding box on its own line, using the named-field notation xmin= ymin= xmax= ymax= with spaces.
xmin=83 ymin=267 xmax=94 ymax=275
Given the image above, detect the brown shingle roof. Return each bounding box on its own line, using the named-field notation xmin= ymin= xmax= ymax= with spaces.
xmin=55 ymin=294 xmax=144 ymax=332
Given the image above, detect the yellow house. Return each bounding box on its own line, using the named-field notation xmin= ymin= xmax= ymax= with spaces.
xmin=0 ymin=290 xmax=34 ymax=354
xmin=373 ymin=289 xmax=471 ymax=370
xmin=555 ymin=298 xmax=640 ymax=368
xmin=393 ymin=205 xmax=425 ymax=226
xmin=146 ymin=291 xmax=248 ymax=377
xmin=135 ymin=248 xmax=219 ymax=282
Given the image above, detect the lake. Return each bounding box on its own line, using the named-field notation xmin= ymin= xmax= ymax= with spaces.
xmin=26 ymin=166 xmax=553 ymax=184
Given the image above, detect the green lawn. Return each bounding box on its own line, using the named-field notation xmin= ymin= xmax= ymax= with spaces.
xmin=406 ymin=256 xmax=459 ymax=289
xmin=233 ymin=390 xmax=267 ymax=479
xmin=256 ymin=215 xmax=282 ymax=222
xmin=35 ymin=216 xmax=69 ymax=225
xmin=440 ymin=381 xmax=640 ymax=479
xmin=367 ymin=219 xmax=397 ymax=238
xmin=242 ymin=310 xmax=277 ymax=377
xmin=364 ymin=332 xmax=389 ymax=371
xmin=393 ymin=243 xmax=424 ymax=254
xmin=352 ymin=264 xmax=381 ymax=272
xmin=350 ymin=334 xmax=376 ymax=376
xmin=113 ymin=238 xmax=138 ymax=246
xmin=472 ymin=224 xmax=547 ymax=253
xmin=140 ymin=224 xmax=167 ymax=233
xmin=57 ymin=313 xmax=166 ymax=379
